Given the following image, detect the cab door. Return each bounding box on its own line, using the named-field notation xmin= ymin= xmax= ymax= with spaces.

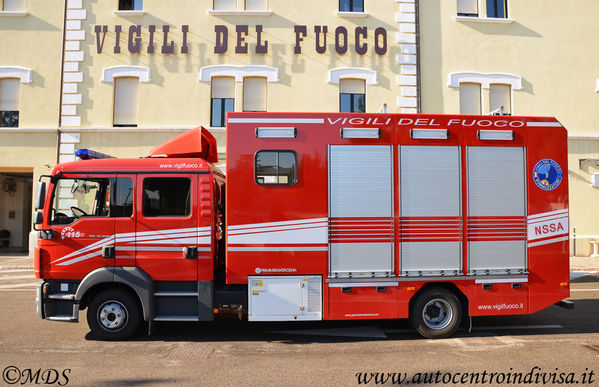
xmin=135 ymin=174 xmax=198 ymax=281
xmin=43 ymin=174 xmax=115 ymax=279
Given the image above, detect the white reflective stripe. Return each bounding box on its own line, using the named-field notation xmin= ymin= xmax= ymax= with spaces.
xmin=526 ymin=122 xmax=562 ymax=127
xmin=328 ymin=282 xmax=398 ymax=288
xmin=227 ymin=246 xmax=327 ymax=252
xmin=228 ymin=218 xmax=328 ymax=231
xmin=227 ymin=118 xmax=324 ymax=124
xmin=51 ymin=236 xmax=114 ymax=264
xmin=57 ymin=250 xmax=102 ymax=266
xmin=527 ymin=214 xmax=569 ymax=225
xmin=116 ymin=246 xmax=211 ymax=252
xmin=528 ymin=209 xmax=568 ymax=220
xmin=228 ymin=222 xmax=328 ymax=235
xmin=227 ymin=226 xmax=328 ymax=244
xmin=528 ymin=235 xmax=569 ymax=248
xmin=475 ymin=278 xmax=528 ymax=284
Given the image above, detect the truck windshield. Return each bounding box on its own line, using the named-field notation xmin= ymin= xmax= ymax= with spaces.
xmin=50 ymin=177 xmax=110 ymax=225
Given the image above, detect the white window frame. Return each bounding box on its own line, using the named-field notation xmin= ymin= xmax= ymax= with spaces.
xmin=454 ymin=0 xmax=514 ymax=23
xmin=449 ymin=72 xmax=521 ymax=115
xmin=209 ymin=0 xmax=272 ymax=15
xmin=199 ymin=65 xmax=279 ymax=83
xmin=113 ymin=0 xmax=145 ymax=16
xmin=0 ymin=0 xmax=28 ymax=16
xmin=101 ymin=66 xmax=150 ymax=128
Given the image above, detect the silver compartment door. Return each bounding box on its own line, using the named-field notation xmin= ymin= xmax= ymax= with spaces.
xmin=329 ymin=145 xmax=394 ymax=277
xmin=400 ymin=146 xmax=462 ymax=276
xmin=467 ymin=146 xmax=526 ymax=274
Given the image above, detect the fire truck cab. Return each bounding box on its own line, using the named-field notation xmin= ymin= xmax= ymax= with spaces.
xmin=34 ymin=113 xmax=571 ymax=340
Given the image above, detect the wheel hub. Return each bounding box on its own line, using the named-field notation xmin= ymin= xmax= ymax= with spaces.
xmin=98 ymin=301 xmax=127 ymax=331
xmin=422 ymin=298 xmax=452 ymax=330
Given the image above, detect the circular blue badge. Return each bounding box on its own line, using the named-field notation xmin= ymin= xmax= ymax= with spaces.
xmin=533 ymin=159 xmax=563 ymax=191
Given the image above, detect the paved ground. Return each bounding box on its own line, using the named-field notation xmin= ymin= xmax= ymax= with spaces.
xmin=0 ymin=268 xmax=597 ymax=385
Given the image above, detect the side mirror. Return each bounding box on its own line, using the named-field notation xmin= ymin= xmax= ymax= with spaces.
xmin=35 ymin=182 xmax=46 ymax=210
xmin=33 ymin=211 xmax=43 ymax=226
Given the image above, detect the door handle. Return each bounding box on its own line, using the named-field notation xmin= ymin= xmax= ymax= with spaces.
xmin=184 ymin=246 xmax=198 ymax=259
xmin=102 ymin=246 xmax=115 ymax=258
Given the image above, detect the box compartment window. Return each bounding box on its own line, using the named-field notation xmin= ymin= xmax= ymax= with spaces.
xmin=255 ymin=150 xmax=297 ymax=186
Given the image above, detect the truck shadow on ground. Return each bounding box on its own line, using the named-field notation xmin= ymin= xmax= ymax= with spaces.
xmin=84 ymin=297 xmax=599 ymax=344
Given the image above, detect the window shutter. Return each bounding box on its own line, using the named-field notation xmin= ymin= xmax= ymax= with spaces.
xmin=459 ymin=83 xmax=481 ymax=115
xmin=340 ymin=79 xmax=365 ymax=94
xmin=0 ymin=78 xmax=20 ymax=111
xmin=113 ymin=77 xmax=139 ymax=126
xmin=211 ymin=77 xmax=235 ymax=99
xmin=245 ymin=0 xmax=267 ymax=10
xmin=457 ymin=0 xmax=478 ymax=15
xmin=214 ymin=0 xmax=237 ymax=10
xmin=2 ymin=0 xmax=24 ymax=11
xmin=489 ymin=84 xmax=511 ymax=114
xmin=243 ymin=77 xmax=266 ymax=112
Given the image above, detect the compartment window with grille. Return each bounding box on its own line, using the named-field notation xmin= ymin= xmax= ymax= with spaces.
xmin=255 ymin=150 xmax=297 ymax=186
xmin=211 ymin=76 xmax=234 ymax=127
xmin=0 ymin=78 xmax=20 ymax=128
xmin=339 ymin=0 xmax=363 ymax=12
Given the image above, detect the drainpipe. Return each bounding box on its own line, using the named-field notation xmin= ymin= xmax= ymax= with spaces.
xmin=56 ymin=0 xmax=68 ymax=164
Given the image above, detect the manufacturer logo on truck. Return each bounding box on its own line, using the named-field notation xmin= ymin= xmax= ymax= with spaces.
xmin=533 ymin=159 xmax=563 ymax=191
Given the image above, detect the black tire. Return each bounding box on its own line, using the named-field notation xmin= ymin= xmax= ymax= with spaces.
xmin=86 ymin=288 xmax=141 ymax=340
xmin=410 ymin=287 xmax=462 ymax=339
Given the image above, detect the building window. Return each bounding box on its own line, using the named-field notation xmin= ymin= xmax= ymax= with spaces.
xmin=489 ymin=84 xmax=511 ymax=115
xmin=339 ymin=79 xmax=365 ymax=113
xmin=245 ymin=0 xmax=267 ymax=10
xmin=459 ymin=83 xmax=481 ymax=115
xmin=211 ymin=77 xmax=234 ymax=127
xmin=113 ymin=77 xmax=139 ymax=127
xmin=2 ymin=0 xmax=24 ymax=11
xmin=214 ymin=0 xmax=267 ymax=10
xmin=457 ymin=0 xmax=478 ymax=16
xmin=142 ymin=178 xmax=191 ymax=217
xmin=243 ymin=77 xmax=266 ymax=112
xmin=340 ymin=0 xmax=363 ymax=12
xmin=118 ymin=0 xmax=143 ymax=10
xmin=255 ymin=151 xmax=297 ymax=186
xmin=486 ymin=0 xmax=507 ymax=18
xmin=0 ymin=78 xmax=20 ymax=128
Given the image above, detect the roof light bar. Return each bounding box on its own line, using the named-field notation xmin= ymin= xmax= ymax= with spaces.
xmin=410 ymin=129 xmax=449 ymax=140
xmin=341 ymin=128 xmax=380 ymax=139
xmin=478 ymin=130 xmax=514 ymax=141
xmin=255 ymin=127 xmax=297 ymax=138
xmin=75 ymin=149 xmax=116 ymax=160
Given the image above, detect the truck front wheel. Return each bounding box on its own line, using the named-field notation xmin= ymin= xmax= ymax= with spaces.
xmin=87 ymin=288 xmax=141 ymax=340
xmin=410 ymin=287 xmax=462 ymax=339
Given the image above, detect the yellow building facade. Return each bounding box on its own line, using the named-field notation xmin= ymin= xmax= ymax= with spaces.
xmin=1 ymin=0 xmax=597 ymax=256
xmin=419 ymin=0 xmax=599 ymax=255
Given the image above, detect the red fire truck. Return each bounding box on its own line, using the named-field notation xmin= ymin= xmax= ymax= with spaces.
xmin=33 ymin=112 xmax=571 ymax=340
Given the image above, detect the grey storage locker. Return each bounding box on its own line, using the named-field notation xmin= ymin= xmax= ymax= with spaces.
xmin=467 ymin=146 xmax=526 ymax=274
xmin=328 ymin=145 xmax=394 ymax=277
xmin=400 ymin=146 xmax=462 ymax=276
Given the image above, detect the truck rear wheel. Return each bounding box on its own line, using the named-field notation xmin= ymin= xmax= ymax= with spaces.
xmin=87 ymin=288 xmax=141 ymax=340
xmin=410 ymin=287 xmax=462 ymax=339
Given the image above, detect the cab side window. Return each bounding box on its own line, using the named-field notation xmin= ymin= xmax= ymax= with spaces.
xmin=113 ymin=177 xmax=133 ymax=217
xmin=142 ymin=177 xmax=191 ymax=217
